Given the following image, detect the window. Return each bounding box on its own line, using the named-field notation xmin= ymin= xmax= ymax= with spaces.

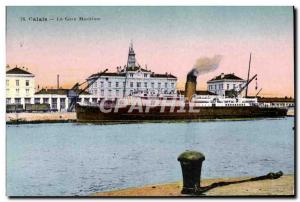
xmin=25 ymin=98 xmax=31 ymax=104
xmin=16 ymin=89 xmax=19 ymax=95
xmin=108 ymin=82 xmax=111 ymax=87
xmin=116 ymin=90 xmax=120 ymax=96
xmin=137 ymin=82 xmax=141 ymax=88
xmin=26 ymin=80 xmax=29 ymax=86
xmin=116 ymin=82 xmax=119 ymax=88
xmin=171 ymin=83 xmax=174 ymax=88
xmin=52 ymin=98 xmax=57 ymax=109
xmin=60 ymin=98 xmax=66 ymax=110
xmin=130 ymin=82 xmax=134 ymax=88
xmin=101 ymin=90 xmax=104 ymax=96
xmin=26 ymin=89 xmax=29 ymax=95
xmin=219 ymin=84 xmax=223 ymax=90
xmin=123 ymin=82 xmax=126 ymax=87
xmin=151 ymin=83 xmax=154 ymax=88
xmin=100 ymin=81 xmax=104 ymax=88
xmin=43 ymin=98 xmax=49 ymax=104
xmin=233 ymin=84 xmax=236 ymax=89
xmin=239 ymin=84 xmax=242 ymax=89
xmin=34 ymin=98 xmax=40 ymax=104
xmin=108 ymin=90 xmax=112 ymax=97
xmin=158 ymin=83 xmax=161 ymax=88
xmin=16 ymin=80 xmax=19 ymax=86
xmin=144 ymin=74 xmax=147 ymax=78
xmin=94 ymin=82 xmax=97 ymax=88
xmin=130 ymin=73 xmax=134 ymax=77
xmin=15 ymin=98 xmax=21 ymax=104
xmin=6 ymin=80 xmax=9 ymax=86
xmin=6 ymin=98 xmax=11 ymax=104
xmin=84 ymin=98 xmax=89 ymax=104
xmin=165 ymin=83 xmax=168 ymax=88
xmin=92 ymin=98 xmax=97 ymax=103
xmin=227 ymin=84 xmax=229 ymax=90
xmin=144 ymin=82 xmax=147 ymax=88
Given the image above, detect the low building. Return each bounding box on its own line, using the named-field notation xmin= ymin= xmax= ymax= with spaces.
xmin=87 ymin=43 xmax=177 ymax=98
xmin=257 ymin=97 xmax=295 ymax=108
xmin=34 ymin=88 xmax=97 ymax=112
xmin=6 ymin=66 xmax=35 ymax=106
xmin=207 ymin=73 xmax=247 ymax=96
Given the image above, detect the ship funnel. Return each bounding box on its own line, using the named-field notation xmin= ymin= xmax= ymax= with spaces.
xmin=184 ymin=70 xmax=197 ymax=102
xmin=185 ymin=55 xmax=222 ymax=101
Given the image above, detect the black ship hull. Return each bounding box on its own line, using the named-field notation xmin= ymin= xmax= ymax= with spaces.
xmin=75 ymin=104 xmax=288 ymax=123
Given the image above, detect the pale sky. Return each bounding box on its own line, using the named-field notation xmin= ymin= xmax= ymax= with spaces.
xmin=6 ymin=6 xmax=294 ymax=97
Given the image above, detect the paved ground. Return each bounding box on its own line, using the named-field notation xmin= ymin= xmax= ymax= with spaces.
xmin=6 ymin=112 xmax=76 ymax=123
xmin=92 ymin=175 xmax=294 ymax=197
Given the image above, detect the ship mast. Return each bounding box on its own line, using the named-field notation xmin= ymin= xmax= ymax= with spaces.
xmin=245 ymin=53 xmax=252 ymax=98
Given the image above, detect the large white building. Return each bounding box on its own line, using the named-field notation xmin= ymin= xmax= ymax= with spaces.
xmin=87 ymin=43 xmax=177 ymax=98
xmin=207 ymin=73 xmax=247 ymax=96
xmin=6 ymin=66 xmax=35 ymax=106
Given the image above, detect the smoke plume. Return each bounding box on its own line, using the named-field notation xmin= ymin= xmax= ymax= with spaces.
xmin=190 ymin=55 xmax=222 ymax=77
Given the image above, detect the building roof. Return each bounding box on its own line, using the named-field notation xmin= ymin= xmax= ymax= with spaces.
xmin=6 ymin=67 xmax=33 ymax=75
xmin=35 ymin=88 xmax=90 ymax=95
xmin=88 ymin=72 xmax=126 ymax=79
xmin=150 ymin=73 xmax=177 ymax=79
xmin=257 ymin=97 xmax=294 ymax=103
xmin=88 ymin=70 xmax=177 ymax=79
xmin=208 ymin=73 xmax=244 ymax=82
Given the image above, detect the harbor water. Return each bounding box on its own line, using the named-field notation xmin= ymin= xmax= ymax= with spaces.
xmin=6 ymin=117 xmax=294 ymax=196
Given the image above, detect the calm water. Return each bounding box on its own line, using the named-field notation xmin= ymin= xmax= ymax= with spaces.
xmin=7 ymin=118 xmax=294 ymax=196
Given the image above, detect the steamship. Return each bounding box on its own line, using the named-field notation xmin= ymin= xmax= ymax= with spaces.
xmin=75 ymin=46 xmax=287 ymax=123
xmin=75 ymin=72 xmax=287 ymax=123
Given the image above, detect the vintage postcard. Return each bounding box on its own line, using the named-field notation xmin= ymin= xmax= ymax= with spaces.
xmin=6 ymin=6 xmax=295 ymax=197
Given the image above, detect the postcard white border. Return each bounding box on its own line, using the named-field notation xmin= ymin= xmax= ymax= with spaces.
xmin=1 ymin=1 xmax=298 ymax=202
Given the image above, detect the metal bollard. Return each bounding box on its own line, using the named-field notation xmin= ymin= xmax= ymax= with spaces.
xmin=178 ymin=150 xmax=205 ymax=194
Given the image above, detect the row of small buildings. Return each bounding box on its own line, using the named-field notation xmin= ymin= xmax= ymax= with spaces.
xmin=6 ymin=43 xmax=294 ymax=112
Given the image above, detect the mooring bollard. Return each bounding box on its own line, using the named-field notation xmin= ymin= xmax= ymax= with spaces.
xmin=178 ymin=150 xmax=205 ymax=194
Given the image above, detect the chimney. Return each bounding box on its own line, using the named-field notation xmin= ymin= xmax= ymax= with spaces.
xmin=57 ymin=74 xmax=60 ymax=89
xmin=184 ymin=70 xmax=197 ymax=102
xmin=221 ymin=73 xmax=225 ymax=79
